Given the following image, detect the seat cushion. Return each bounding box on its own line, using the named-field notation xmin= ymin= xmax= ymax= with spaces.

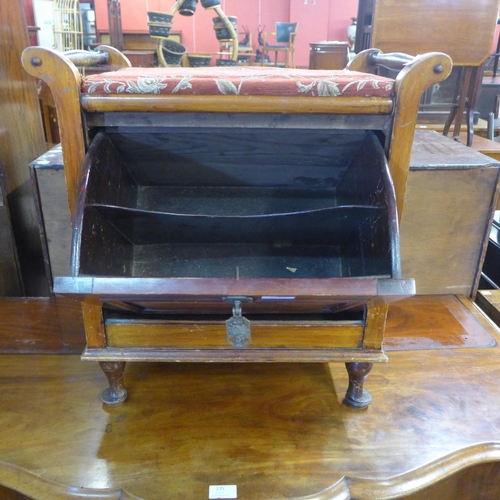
xmin=81 ymin=66 xmax=395 ymax=98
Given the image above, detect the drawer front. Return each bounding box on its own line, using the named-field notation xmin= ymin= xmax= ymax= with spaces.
xmin=106 ymin=320 xmax=364 ymax=349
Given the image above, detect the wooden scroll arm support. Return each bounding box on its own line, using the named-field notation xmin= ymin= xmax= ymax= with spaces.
xmin=21 ymin=45 xmax=131 ymax=220
xmin=348 ymin=49 xmax=453 ymax=222
xmin=348 ymin=49 xmax=415 ymax=73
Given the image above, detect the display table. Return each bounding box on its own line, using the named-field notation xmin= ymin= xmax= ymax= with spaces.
xmin=0 ymin=295 xmax=500 ymax=499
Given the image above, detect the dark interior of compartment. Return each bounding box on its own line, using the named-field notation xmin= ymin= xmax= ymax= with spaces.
xmin=104 ymin=300 xmax=367 ymax=322
xmin=74 ymin=128 xmax=396 ymax=279
xmin=106 ymin=310 xmax=365 ymax=323
xmin=83 ymin=128 xmax=389 ymax=210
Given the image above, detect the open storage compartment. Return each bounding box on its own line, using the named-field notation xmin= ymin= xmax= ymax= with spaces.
xmin=73 ymin=128 xmax=399 ymax=283
xmin=55 ymin=122 xmax=416 ymax=408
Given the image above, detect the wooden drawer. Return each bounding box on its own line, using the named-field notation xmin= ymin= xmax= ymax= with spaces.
xmin=106 ymin=320 xmax=364 ymax=349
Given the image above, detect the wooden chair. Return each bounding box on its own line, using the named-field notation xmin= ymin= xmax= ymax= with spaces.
xmin=261 ymin=22 xmax=297 ymax=68
xmin=219 ymin=30 xmax=253 ymax=63
xmin=487 ymin=112 xmax=500 ymax=141
xmin=21 ymin=45 xmax=451 ymax=409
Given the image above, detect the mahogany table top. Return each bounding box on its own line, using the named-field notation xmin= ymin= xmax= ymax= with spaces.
xmin=0 ymin=295 xmax=500 ymax=499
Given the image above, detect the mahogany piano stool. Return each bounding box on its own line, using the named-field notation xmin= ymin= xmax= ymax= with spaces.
xmin=22 ymin=45 xmax=451 ymax=408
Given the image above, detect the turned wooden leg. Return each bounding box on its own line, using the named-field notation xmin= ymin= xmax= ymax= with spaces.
xmin=344 ymin=362 xmax=373 ymax=409
xmin=99 ymin=362 xmax=127 ymax=406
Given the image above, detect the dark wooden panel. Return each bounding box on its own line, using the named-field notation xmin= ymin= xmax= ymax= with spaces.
xmin=0 ymin=0 xmax=49 ymax=297
xmin=0 ymin=174 xmax=23 ymax=296
xmin=73 ymin=130 xmax=397 ymax=282
xmin=105 ymin=128 xmax=371 ymax=188
xmin=30 ymin=145 xmax=71 ymax=291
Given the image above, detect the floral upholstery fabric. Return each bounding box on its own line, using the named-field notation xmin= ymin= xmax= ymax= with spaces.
xmin=81 ymin=66 xmax=395 ymax=98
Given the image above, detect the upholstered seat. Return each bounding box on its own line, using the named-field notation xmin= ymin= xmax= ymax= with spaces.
xmin=81 ymin=66 xmax=395 ymax=98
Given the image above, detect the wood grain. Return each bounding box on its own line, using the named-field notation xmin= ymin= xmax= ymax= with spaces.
xmin=401 ymin=130 xmax=499 ymax=297
xmin=82 ymin=300 xmax=107 ymax=348
xmin=385 ymin=295 xmax=497 ymax=351
xmin=0 ymin=297 xmax=85 ymax=353
xmin=362 ymin=297 xmax=387 ymax=350
xmin=80 ymin=94 xmax=394 ymax=115
xmin=0 ymin=295 xmax=494 ymax=354
xmin=371 ymin=0 xmax=500 ymax=66
xmin=0 ymin=298 xmax=500 ymax=499
xmin=0 ymin=177 xmax=23 ymax=296
xmin=21 ymin=46 xmax=131 ymax=217
xmin=388 ymin=52 xmax=452 ymax=220
xmin=106 ymin=321 xmax=364 ymax=349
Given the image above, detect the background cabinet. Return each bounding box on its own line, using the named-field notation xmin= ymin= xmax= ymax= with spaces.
xmin=309 ymin=41 xmax=349 ymax=70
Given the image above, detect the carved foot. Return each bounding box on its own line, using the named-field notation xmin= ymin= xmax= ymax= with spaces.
xmin=344 ymin=362 xmax=373 ymax=409
xmin=99 ymin=362 xmax=127 ymax=406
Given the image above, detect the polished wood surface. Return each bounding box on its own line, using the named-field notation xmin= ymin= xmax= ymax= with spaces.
xmin=385 ymin=295 xmax=497 ymax=351
xmin=0 ymin=297 xmax=85 ymax=353
xmin=106 ymin=322 xmax=365 ymax=349
xmin=0 ymin=295 xmax=494 ymax=354
xmin=81 ymin=94 xmax=394 ymax=114
xmin=0 ymin=296 xmax=500 ymax=499
xmin=459 ymin=132 xmax=500 ymax=162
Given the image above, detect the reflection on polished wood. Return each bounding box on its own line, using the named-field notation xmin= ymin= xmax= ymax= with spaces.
xmin=0 ymin=296 xmax=500 ymax=499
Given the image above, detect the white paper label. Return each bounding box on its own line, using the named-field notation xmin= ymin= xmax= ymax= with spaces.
xmin=261 ymin=296 xmax=295 ymax=300
xmin=209 ymin=485 xmax=237 ymax=499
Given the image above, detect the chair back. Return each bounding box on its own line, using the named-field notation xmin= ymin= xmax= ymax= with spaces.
xmin=275 ymin=22 xmax=297 ymax=44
